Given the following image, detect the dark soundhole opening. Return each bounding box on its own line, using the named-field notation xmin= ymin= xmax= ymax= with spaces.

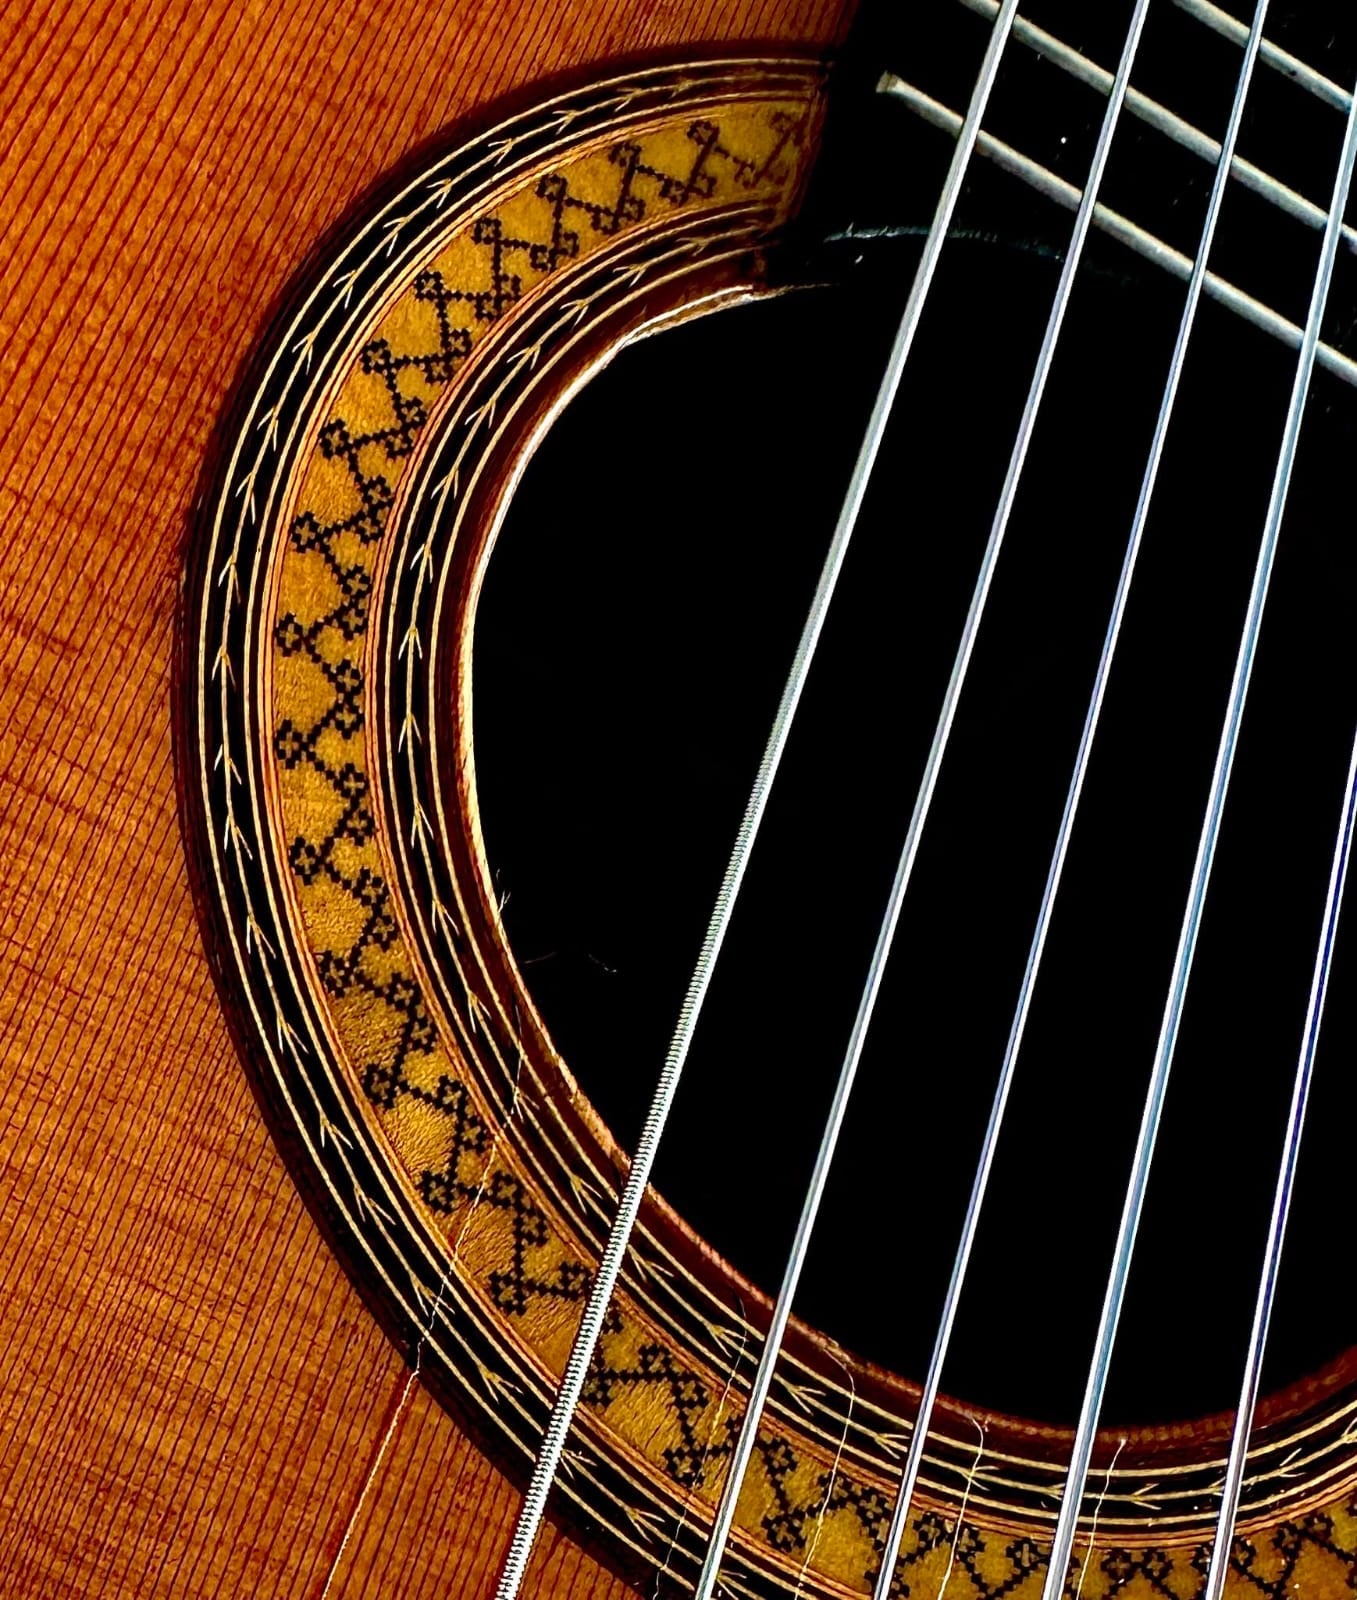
xmin=473 ymin=221 xmax=1357 ymax=1429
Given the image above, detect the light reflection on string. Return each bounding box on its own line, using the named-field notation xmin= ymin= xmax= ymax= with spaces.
xmin=491 ymin=3 xmax=1030 ymax=1593
xmin=696 ymin=0 xmax=1161 ymax=1592
xmin=1202 ymin=723 xmax=1357 ymax=1596
xmin=1040 ymin=44 xmax=1357 ymax=1600
xmin=870 ymin=0 xmax=1269 ymax=1587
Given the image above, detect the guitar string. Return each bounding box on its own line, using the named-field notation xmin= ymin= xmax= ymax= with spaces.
xmin=871 ymin=4 xmax=1273 ymax=1593
xmin=1201 ymin=717 xmax=1357 ymax=1594
xmin=489 ymin=4 xmax=1028 ymax=1593
xmin=486 ymin=9 xmax=1357 ymax=1587
xmin=873 ymin=77 xmax=1357 ymax=388
xmin=1171 ymin=0 xmax=1351 ymax=113
xmin=955 ymin=0 xmax=1357 ymax=258
xmin=692 ymin=3 xmax=1158 ymax=1593
xmin=1040 ymin=63 xmax=1357 ymax=1600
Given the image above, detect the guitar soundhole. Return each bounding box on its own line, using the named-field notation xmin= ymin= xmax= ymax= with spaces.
xmin=474 ymin=211 xmax=1357 ymax=1425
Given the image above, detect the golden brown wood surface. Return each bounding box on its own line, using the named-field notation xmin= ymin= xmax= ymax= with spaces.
xmin=0 ymin=2 xmax=848 ymax=1596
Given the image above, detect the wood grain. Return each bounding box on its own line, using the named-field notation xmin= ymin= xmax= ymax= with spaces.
xmin=0 ymin=1 xmax=848 ymax=1596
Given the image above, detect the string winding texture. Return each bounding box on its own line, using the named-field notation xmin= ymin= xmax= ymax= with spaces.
xmin=491 ymin=7 xmax=1032 ymax=1595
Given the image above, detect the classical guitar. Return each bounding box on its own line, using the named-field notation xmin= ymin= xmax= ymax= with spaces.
xmin=7 ymin=0 xmax=1357 ymax=1597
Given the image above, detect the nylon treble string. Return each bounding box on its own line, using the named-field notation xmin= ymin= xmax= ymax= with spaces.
xmin=489 ymin=4 xmax=1029 ymax=1595
xmin=1200 ymin=719 xmax=1357 ymax=1599
xmin=1040 ymin=62 xmax=1357 ymax=1600
xmin=873 ymin=3 xmax=1275 ymax=1593
xmin=691 ymin=2 xmax=1164 ymax=1594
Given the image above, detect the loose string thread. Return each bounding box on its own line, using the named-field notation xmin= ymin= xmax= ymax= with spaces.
xmin=1073 ymin=1436 xmax=1127 ymax=1600
xmin=936 ymin=1421 xmax=986 ymax=1600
